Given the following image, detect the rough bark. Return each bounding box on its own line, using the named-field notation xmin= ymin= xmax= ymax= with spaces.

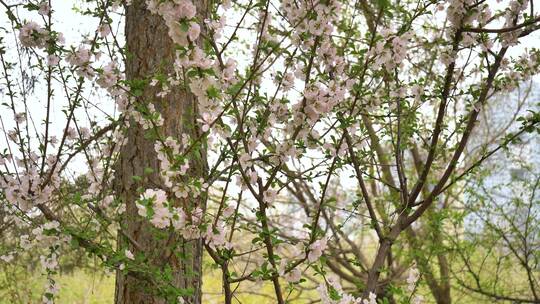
xmin=114 ymin=1 xmax=207 ymax=303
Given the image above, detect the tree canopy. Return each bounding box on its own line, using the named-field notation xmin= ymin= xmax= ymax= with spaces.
xmin=0 ymin=0 xmax=539 ymax=303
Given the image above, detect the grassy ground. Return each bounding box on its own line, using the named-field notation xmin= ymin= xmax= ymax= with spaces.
xmin=0 ymin=269 xmax=114 ymax=304
xmin=0 ymin=268 xmax=312 ymax=303
xmin=0 ymin=255 xmax=528 ymax=303
xmin=55 ymin=271 xmax=115 ymax=304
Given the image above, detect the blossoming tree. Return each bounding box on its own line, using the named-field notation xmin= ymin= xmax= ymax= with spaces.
xmin=1 ymin=0 xmax=540 ymax=303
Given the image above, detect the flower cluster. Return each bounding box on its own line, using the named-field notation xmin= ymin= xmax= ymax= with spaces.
xmin=368 ymin=28 xmax=413 ymax=72
xmin=205 ymin=221 xmax=231 ymax=250
xmin=299 ymin=81 xmax=347 ymax=124
xmin=1 ymin=157 xmax=59 ymax=211
xmin=317 ymin=276 xmax=377 ymax=304
xmin=500 ymin=1 xmax=529 ymax=47
xmin=19 ymin=21 xmax=49 ymax=48
xmin=146 ymin=0 xmax=199 ymax=46
xmin=97 ymin=62 xmax=120 ymax=89
xmin=131 ymin=102 xmax=164 ymax=129
xmin=308 ymin=237 xmax=328 ymax=262
xmin=136 ymin=189 xmax=205 ymax=240
xmin=137 ymin=188 xmax=173 ymax=229
xmin=67 ymin=46 xmax=94 ymax=79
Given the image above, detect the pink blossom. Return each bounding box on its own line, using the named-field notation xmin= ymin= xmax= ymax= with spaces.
xmin=263 ymin=188 xmax=277 ymax=206
xmin=222 ymin=205 xmax=235 ymax=217
xmin=19 ymin=22 xmax=48 ymax=48
xmin=47 ymin=54 xmax=60 ymax=66
xmin=308 ymin=237 xmax=328 ymax=262
xmin=188 ymin=23 xmax=200 ymax=41
xmin=125 ymin=249 xmax=135 ymax=260
xmin=284 ymin=268 xmax=301 ymax=283
xmin=38 ymin=2 xmax=51 ymax=16
xmin=98 ymin=23 xmax=112 ymax=38
xmin=97 ymin=62 xmax=119 ymax=88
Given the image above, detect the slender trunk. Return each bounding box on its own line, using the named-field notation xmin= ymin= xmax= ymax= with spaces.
xmin=436 ymin=253 xmax=452 ymax=304
xmin=364 ymin=239 xmax=393 ymax=295
xmin=363 ymin=222 xmax=402 ymax=298
xmin=115 ymin=1 xmax=207 ymax=303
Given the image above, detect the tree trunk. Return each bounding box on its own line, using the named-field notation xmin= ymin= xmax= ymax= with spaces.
xmin=115 ymin=1 xmax=207 ymax=303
